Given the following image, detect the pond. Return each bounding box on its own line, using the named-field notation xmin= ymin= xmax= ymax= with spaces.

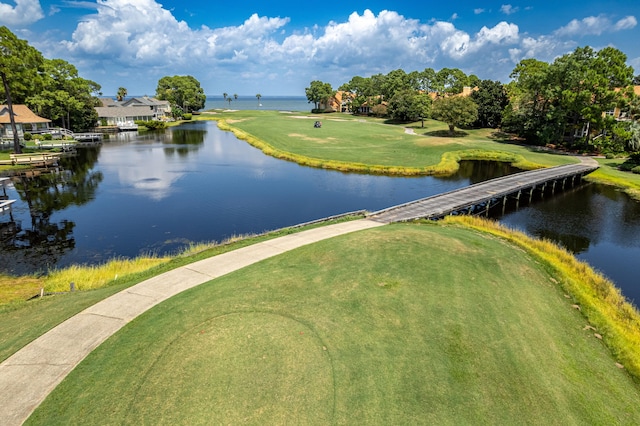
xmin=1 ymin=120 xmax=638 ymax=306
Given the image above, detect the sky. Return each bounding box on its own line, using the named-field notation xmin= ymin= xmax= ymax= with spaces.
xmin=1 ymin=0 xmax=639 ymax=97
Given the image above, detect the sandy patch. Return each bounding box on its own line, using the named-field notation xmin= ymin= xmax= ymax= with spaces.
xmin=226 ymin=119 xmax=247 ymax=124
xmin=289 ymin=115 xmax=317 ymax=119
xmin=288 ymin=133 xmax=335 ymax=143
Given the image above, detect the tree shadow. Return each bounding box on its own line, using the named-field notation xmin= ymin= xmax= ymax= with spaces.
xmin=423 ymin=130 xmax=469 ymax=138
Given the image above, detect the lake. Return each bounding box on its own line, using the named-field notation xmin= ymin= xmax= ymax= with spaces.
xmin=1 ymin=120 xmax=638 ymax=305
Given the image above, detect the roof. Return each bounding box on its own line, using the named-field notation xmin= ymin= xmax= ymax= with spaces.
xmin=0 ymin=105 xmax=51 ymax=124
xmin=121 ymin=97 xmax=170 ymax=107
xmin=95 ymin=106 xmax=155 ymax=118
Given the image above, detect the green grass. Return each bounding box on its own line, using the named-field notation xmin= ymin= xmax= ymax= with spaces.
xmin=0 ymin=215 xmax=363 ymax=363
xmin=27 ymin=223 xmax=640 ymax=424
xmin=587 ymin=158 xmax=640 ymax=200
xmin=203 ymin=110 xmax=576 ymax=175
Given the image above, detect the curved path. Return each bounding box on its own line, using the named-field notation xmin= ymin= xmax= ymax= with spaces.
xmin=0 ymin=219 xmax=384 ymax=426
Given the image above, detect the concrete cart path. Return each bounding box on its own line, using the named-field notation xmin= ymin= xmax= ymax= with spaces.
xmin=0 ymin=219 xmax=384 ymax=426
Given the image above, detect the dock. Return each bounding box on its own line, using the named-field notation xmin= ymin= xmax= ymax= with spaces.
xmin=368 ymin=158 xmax=599 ymax=223
xmin=0 ymin=177 xmax=15 ymax=215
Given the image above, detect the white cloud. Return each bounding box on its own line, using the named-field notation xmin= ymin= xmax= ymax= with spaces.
xmin=555 ymin=14 xmax=638 ymax=37
xmin=474 ymin=8 xmax=485 ymax=15
xmin=41 ymin=0 xmax=637 ymax=95
xmin=0 ymin=0 xmax=44 ymax=26
xmin=500 ymin=5 xmax=519 ymax=15
xmin=614 ymin=16 xmax=637 ymax=31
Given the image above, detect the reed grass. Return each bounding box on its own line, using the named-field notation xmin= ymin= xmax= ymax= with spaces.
xmin=446 ymin=215 xmax=640 ymax=381
xmin=43 ymin=256 xmax=170 ymax=293
xmin=587 ymin=158 xmax=640 ymax=200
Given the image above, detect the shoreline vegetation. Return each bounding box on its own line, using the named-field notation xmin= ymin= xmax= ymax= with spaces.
xmin=1 ymin=111 xmax=640 ymax=399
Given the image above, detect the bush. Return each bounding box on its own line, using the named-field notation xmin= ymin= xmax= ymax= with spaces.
xmin=183 ymin=113 xmax=192 ymax=120
xmin=23 ymin=132 xmax=32 ymax=141
xmin=134 ymin=120 xmax=167 ymax=130
xmin=43 ymin=133 xmax=53 ymax=141
xmin=632 ymin=166 xmax=640 ymax=174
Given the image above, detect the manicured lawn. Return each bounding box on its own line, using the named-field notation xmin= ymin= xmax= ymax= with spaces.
xmin=205 ymin=110 xmax=577 ymax=173
xmin=27 ymin=223 xmax=640 ymax=424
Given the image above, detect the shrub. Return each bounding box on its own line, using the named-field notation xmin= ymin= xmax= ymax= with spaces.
xmin=632 ymin=166 xmax=640 ymax=174
xmin=43 ymin=133 xmax=53 ymax=141
xmin=183 ymin=113 xmax=192 ymax=120
xmin=135 ymin=120 xmax=167 ymax=130
xmin=23 ymin=132 xmax=32 ymax=141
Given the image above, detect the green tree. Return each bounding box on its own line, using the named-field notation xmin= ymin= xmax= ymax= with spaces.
xmin=155 ymin=75 xmax=206 ymax=113
xmin=27 ymin=58 xmax=100 ymax=132
xmin=256 ymin=93 xmax=261 ymax=105
xmin=471 ymin=80 xmax=508 ymax=128
xmin=434 ymin=68 xmax=468 ymax=96
xmin=305 ymin=80 xmax=334 ymax=110
xmin=432 ymin=96 xmax=478 ymax=135
xmin=116 ymin=87 xmax=127 ymax=101
xmin=388 ymin=90 xmax=432 ymax=125
xmin=0 ymin=26 xmax=45 ymax=153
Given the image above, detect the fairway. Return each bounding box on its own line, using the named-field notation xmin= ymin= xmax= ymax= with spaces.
xmin=28 ymin=223 xmax=640 ymax=424
xmin=207 ymin=110 xmax=577 ymax=174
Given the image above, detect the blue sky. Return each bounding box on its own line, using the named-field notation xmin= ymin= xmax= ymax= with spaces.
xmin=2 ymin=0 xmax=639 ymax=97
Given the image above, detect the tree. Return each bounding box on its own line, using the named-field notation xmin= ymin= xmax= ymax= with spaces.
xmin=432 ymin=96 xmax=478 ymax=135
xmin=0 ymin=26 xmax=45 ymax=153
xmin=27 ymin=58 xmax=100 ymax=132
xmin=233 ymin=93 xmax=238 ymax=100
xmin=256 ymin=93 xmax=261 ymax=105
xmin=388 ymin=90 xmax=432 ymax=125
xmin=155 ymin=75 xmax=206 ymax=113
xmin=116 ymin=87 xmax=127 ymax=101
xmin=223 ymin=92 xmax=228 ymax=100
xmin=471 ymin=80 xmax=508 ymax=128
xmin=305 ymin=80 xmax=334 ymax=110
xmin=434 ymin=68 xmax=468 ymax=96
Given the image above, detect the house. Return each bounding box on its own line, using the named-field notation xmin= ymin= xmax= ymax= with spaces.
xmin=95 ymin=96 xmax=171 ymax=128
xmin=0 ymin=105 xmax=51 ymax=139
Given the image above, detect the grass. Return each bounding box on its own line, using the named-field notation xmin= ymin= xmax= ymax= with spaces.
xmin=27 ymin=222 xmax=640 ymax=424
xmin=587 ymin=157 xmax=640 ymax=200
xmin=0 ymin=214 xmax=363 ymax=363
xmin=202 ymin=110 xmax=576 ymax=175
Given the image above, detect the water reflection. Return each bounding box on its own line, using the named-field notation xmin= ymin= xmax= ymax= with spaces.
xmin=499 ymin=183 xmax=640 ymax=305
xmin=0 ymin=149 xmax=102 ymax=274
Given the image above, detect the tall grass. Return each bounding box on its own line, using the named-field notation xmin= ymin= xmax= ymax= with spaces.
xmin=447 ymin=215 xmax=640 ymax=381
xmin=43 ymin=257 xmax=170 ymax=293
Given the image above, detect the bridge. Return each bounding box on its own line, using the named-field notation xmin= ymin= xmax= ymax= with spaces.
xmin=368 ymin=157 xmax=599 ymax=223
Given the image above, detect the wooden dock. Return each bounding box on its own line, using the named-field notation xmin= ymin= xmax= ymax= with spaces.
xmin=368 ymin=158 xmax=599 ymax=223
xmin=0 ymin=177 xmax=15 ymax=214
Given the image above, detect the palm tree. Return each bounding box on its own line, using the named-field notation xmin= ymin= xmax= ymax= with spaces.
xmin=233 ymin=94 xmax=238 ymax=100
xmin=227 ymin=97 xmax=232 ymax=107
xmin=223 ymin=92 xmax=228 ymax=101
xmin=117 ymin=87 xmax=127 ymax=102
xmin=256 ymin=93 xmax=262 ymax=106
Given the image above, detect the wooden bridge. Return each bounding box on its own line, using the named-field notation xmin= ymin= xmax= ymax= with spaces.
xmin=368 ymin=157 xmax=599 ymax=223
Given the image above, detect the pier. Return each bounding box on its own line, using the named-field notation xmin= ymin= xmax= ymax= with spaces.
xmin=368 ymin=158 xmax=599 ymax=223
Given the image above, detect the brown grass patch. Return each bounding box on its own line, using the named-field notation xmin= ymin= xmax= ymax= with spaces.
xmin=288 ymin=133 xmax=335 ymax=144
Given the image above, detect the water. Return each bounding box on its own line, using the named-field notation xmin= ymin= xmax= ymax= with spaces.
xmin=1 ymin=120 xmax=638 ymax=306
xmin=204 ymin=96 xmax=310 ymax=112
xmin=498 ymin=184 xmax=640 ymax=305
xmin=0 ymin=121 xmax=505 ymax=275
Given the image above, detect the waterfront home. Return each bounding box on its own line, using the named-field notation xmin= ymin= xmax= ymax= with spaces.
xmin=0 ymin=105 xmax=51 ymax=139
xmin=95 ymin=96 xmax=171 ymax=128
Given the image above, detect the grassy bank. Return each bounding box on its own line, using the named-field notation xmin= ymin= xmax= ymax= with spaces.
xmin=587 ymin=157 xmax=640 ymax=200
xmin=27 ymin=222 xmax=640 ymax=424
xmin=202 ymin=110 xmax=576 ymax=175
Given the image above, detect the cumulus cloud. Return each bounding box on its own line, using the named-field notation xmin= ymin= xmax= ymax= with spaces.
xmin=555 ymin=14 xmax=638 ymax=37
xmin=500 ymin=5 xmax=519 ymax=15
xmin=45 ymin=0 xmax=636 ymax=95
xmin=0 ymin=0 xmax=44 ymax=26
xmin=474 ymin=9 xmax=485 ymax=15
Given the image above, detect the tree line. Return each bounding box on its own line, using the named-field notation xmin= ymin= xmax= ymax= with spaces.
xmin=1 ymin=26 xmax=206 ymax=152
xmin=306 ymin=46 xmax=640 ymax=154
